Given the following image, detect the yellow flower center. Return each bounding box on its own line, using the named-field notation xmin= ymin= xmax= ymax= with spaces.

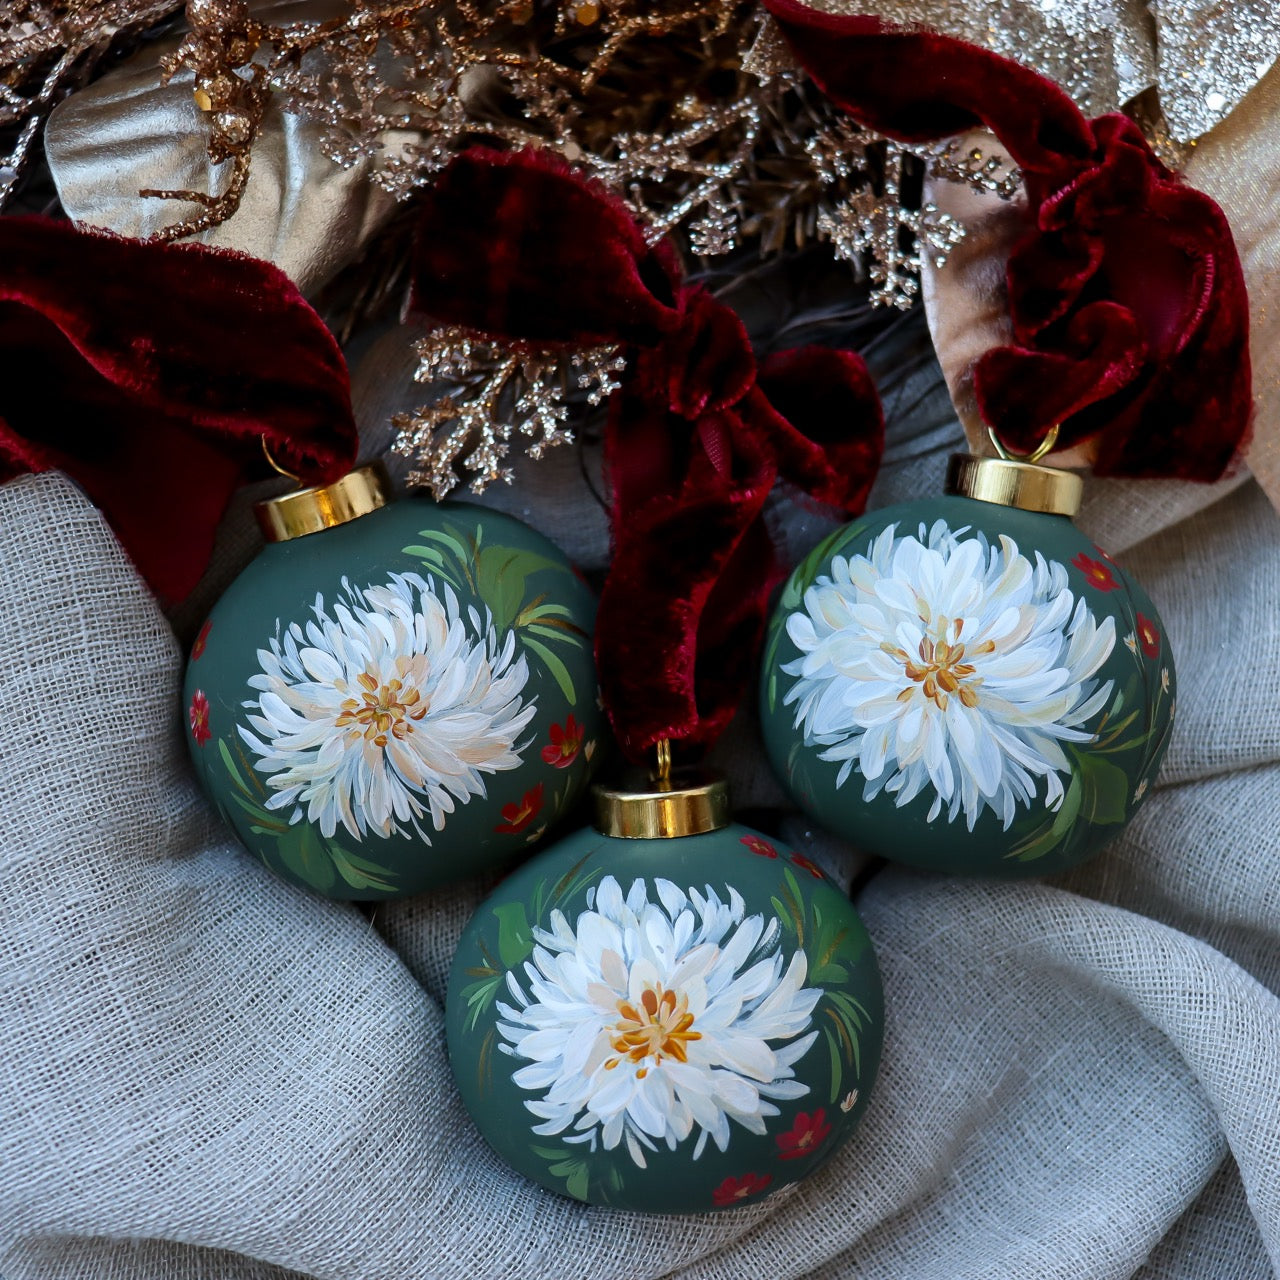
xmin=605 ymin=985 xmax=701 ymax=1079
xmin=335 ymin=672 xmax=428 ymax=747
xmin=885 ymin=618 xmax=994 ymax=712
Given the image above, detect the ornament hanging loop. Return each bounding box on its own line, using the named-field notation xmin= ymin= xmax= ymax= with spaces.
xmin=654 ymin=738 xmax=673 ymax=784
xmin=988 ymin=422 xmax=1060 ymax=466
xmin=261 ymin=435 xmax=304 ymax=485
xmin=948 ymin=423 xmax=1082 ymax=518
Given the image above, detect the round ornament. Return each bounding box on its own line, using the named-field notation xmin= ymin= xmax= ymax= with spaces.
xmin=183 ymin=464 xmax=602 ymax=899
xmin=759 ymin=455 xmax=1176 ymax=877
xmin=446 ymin=773 xmax=883 ymax=1213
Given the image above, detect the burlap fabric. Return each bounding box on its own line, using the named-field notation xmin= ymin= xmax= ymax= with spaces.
xmin=2 ymin=348 xmax=1279 ymax=1276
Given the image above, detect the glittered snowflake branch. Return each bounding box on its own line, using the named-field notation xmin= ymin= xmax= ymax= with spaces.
xmin=391 ymin=325 xmax=624 ymax=499
xmin=0 ymin=0 xmax=181 ymax=208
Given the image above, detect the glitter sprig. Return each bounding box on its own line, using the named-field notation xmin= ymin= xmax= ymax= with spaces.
xmin=391 ymin=326 xmax=624 ymax=498
xmin=0 ymin=0 xmax=180 ymax=208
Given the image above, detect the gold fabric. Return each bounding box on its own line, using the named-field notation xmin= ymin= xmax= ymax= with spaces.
xmin=43 ymin=3 xmax=406 ymax=296
xmin=808 ymin=0 xmax=1278 ymax=143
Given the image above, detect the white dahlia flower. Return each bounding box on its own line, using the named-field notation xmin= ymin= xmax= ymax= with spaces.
xmin=784 ymin=520 xmax=1116 ymax=831
xmin=240 ymin=572 xmax=535 ymax=842
xmin=496 ymin=875 xmax=820 ymax=1168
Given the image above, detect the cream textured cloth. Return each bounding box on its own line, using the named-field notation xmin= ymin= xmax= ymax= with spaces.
xmin=2 ymin=379 xmax=1280 ymax=1276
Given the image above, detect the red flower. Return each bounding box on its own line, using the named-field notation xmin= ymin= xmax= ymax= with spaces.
xmin=495 ymin=783 xmax=544 ymax=834
xmin=712 ymin=1171 xmax=773 ymax=1206
xmin=540 ymin=714 xmax=583 ymax=769
xmin=776 ymin=1108 xmax=832 ymax=1160
xmin=1071 ymin=552 xmax=1119 ymax=592
xmin=790 ymin=853 xmax=823 ymax=880
xmin=191 ymin=618 xmax=213 ymax=660
xmin=188 ymin=689 xmax=211 ymax=746
xmin=1136 ymin=613 xmax=1161 ymax=658
xmin=740 ymin=834 xmax=778 ymax=858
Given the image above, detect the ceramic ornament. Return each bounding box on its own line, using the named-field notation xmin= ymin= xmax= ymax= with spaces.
xmin=183 ymin=463 xmax=602 ymax=899
xmin=760 ymin=449 xmax=1175 ymax=877
xmin=446 ymin=766 xmax=883 ymax=1213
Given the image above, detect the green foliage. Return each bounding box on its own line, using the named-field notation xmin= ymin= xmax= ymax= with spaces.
xmin=215 ymin=737 xmax=398 ymax=894
xmin=772 ymin=866 xmax=873 ymax=1104
xmin=403 ymin=522 xmax=590 ymax=703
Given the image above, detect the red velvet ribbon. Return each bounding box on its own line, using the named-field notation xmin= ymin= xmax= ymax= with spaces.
xmin=412 ymin=148 xmax=884 ymax=760
xmin=765 ymin=1 xmax=1252 ymax=480
xmin=0 ymin=217 xmax=358 ymax=602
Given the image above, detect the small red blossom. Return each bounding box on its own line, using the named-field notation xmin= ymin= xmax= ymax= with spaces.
xmin=495 ymin=783 xmax=544 ymax=834
xmin=1136 ymin=613 xmax=1161 ymax=658
xmin=790 ymin=853 xmax=824 ymax=880
xmin=1071 ymin=552 xmax=1119 ymax=592
xmin=191 ymin=619 xmax=213 ymax=660
xmin=740 ymin=834 xmax=778 ymax=858
xmin=712 ymin=1171 xmax=773 ymax=1206
xmin=776 ymin=1109 xmax=832 ymax=1160
xmin=540 ymin=714 xmax=583 ymax=769
xmin=188 ymin=689 xmax=211 ymax=746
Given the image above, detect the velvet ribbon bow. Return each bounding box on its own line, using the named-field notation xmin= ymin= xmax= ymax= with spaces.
xmin=0 ymin=217 xmax=358 ymax=601
xmin=765 ymin=0 xmax=1252 ymax=480
xmin=412 ymin=148 xmax=884 ymax=761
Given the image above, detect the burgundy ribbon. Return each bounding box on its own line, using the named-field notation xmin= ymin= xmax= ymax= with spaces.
xmin=0 ymin=217 xmax=358 ymax=601
xmin=412 ymin=147 xmax=883 ymax=760
xmin=765 ymin=1 xmax=1252 ymax=480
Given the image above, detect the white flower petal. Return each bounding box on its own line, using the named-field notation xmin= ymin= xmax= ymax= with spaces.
xmin=784 ymin=521 xmax=1116 ymax=832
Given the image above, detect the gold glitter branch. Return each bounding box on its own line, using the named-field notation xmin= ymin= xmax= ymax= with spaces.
xmin=391 ymin=326 xmax=625 ymax=499
xmin=0 ymin=0 xmax=181 ymax=207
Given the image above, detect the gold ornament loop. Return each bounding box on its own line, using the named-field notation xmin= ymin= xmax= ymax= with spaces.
xmin=261 ymin=435 xmax=303 ymax=485
xmin=654 ymin=738 xmax=672 ymax=783
xmin=988 ymin=423 xmax=1061 ymax=466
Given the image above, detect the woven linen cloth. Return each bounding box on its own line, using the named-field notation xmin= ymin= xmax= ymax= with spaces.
xmin=3 ymin=365 xmax=1280 ymax=1279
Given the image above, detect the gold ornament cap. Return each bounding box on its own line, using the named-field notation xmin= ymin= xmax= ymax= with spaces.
xmin=255 ymin=461 xmax=391 ymax=542
xmin=946 ymin=453 xmax=1083 ymax=517
xmin=947 ymin=427 xmax=1081 ymax=517
xmin=592 ymin=742 xmax=730 ymax=839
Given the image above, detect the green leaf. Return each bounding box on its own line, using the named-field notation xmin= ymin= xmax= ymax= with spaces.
xmin=461 ymin=975 xmax=503 ymax=1032
xmin=812 ymin=961 xmax=849 ymax=986
xmin=771 ymin=895 xmax=797 ymax=937
xmin=494 ymin=900 xmax=534 ymax=969
xmin=523 ymin=634 xmax=577 ymax=703
xmin=565 ymin=1165 xmax=590 ymax=1202
xmin=328 ymin=843 xmax=397 ymax=892
xmin=1077 ymin=754 xmax=1130 ymax=826
xmin=273 ymin=823 xmax=338 ymax=893
xmin=825 ymin=1025 xmax=843 ymax=1105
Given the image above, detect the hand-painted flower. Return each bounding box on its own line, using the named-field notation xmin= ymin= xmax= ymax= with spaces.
xmin=775 ymin=1107 xmax=831 ymax=1160
xmin=495 ymin=783 xmax=544 ymax=835
xmin=784 ymin=520 xmax=1116 ymax=832
xmin=239 ymin=572 xmax=535 ymax=843
xmin=1070 ymin=552 xmax=1119 ymax=592
xmin=191 ymin=619 xmax=212 ymax=660
xmin=1136 ymin=613 xmax=1161 ymax=658
xmin=189 ymin=689 xmax=211 ymax=746
xmin=712 ymin=1171 xmax=774 ymax=1206
xmin=740 ymin=834 xmax=778 ymax=858
xmin=496 ymin=876 xmax=821 ymax=1168
xmin=541 ymin=714 xmax=583 ymax=768
xmin=790 ymin=853 xmax=823 ymax=880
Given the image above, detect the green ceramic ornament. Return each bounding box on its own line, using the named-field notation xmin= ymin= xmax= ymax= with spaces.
xmin=446 ymin=772 xmax=883 ymax=1213
xmin=183 ymin=464 xmax=602 ymax=900
xmin=759 ymin=453 xmax=1175 ymax=877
